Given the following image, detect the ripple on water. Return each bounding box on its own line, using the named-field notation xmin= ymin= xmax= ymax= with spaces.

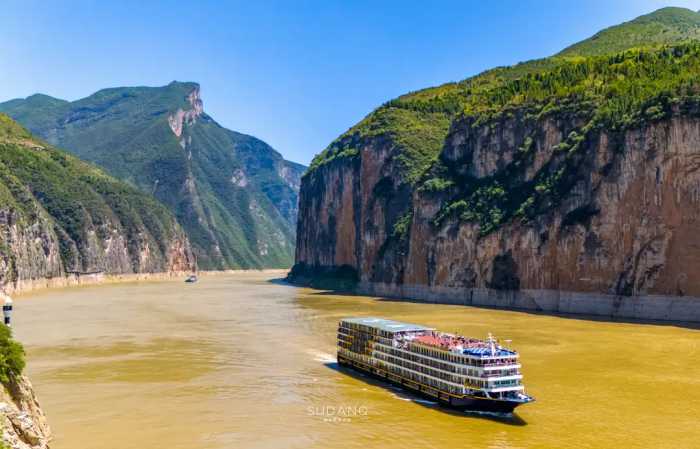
xmin=31 ymin=337 xmax=220 ymax=383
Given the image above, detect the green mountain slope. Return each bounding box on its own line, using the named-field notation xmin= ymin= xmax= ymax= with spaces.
xmin=0 ymin=113 xmax=194 ymax=289
xmin=559 ymin=6 xmax=700 ymax=56
xmin=307 ymin=7 xmax=700 ymax=186
xmin=0 ymin=82 xmax=305 ymax=269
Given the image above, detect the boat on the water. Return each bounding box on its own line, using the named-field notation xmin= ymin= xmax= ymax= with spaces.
xmin=185 ymin=274 xmax=198 ymax=283
xmin=337 ymin=317 xmax=534 ymax=413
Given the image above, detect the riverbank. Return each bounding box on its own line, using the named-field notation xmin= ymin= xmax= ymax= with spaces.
xmin=286 ymin=265 xmax=700 ymax=323
xmin=358 ymin=282 xmax=700 ymax=324
xmin=4 ymin=269 xmax=290 ymax=296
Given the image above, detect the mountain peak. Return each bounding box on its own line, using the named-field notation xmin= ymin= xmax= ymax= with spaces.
xmin=25 ymin=93 xmax=66 ymax=103
xmin=167 ymin=83 xmax=204 ymax=137
xmin=1 ymin=93 xmax=67 ymax=111
xmin=164 ymin=81 xmax=201 ymax=99
xmin=636 ymin=6 xmax=700 ymax=22
xmin=167 ymin=80 xmax=199 ymax=89
xmin=558 ymin=7 xmax=700 ymax=57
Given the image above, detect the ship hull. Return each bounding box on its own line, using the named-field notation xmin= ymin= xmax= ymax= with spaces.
xmin=337 ymin=354 xmax=527 ymax=414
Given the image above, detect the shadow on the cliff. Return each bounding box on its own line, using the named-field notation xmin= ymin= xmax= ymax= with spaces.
xmin=274 ymin=278 xmax=700 ymax=330
xmin=366 ymin=294 xmax=700 ymax=330
xmin=323 ymin=361 xmax=528 ymax=426
xmin=374 ymin=293 xmax=700 ymax=330
xmin=268 ymin=277 xmax=364 ymax=296
xmin=268 ymin=277 xmax=295 ymax=287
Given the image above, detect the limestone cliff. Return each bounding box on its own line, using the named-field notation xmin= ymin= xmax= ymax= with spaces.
xmin=291 ymin=10 xmax=700 ymax=322
xmin=0 ymin=375 xmax=50 ymax=449
xmin=293 ymin=102 xmax=700 ymax=322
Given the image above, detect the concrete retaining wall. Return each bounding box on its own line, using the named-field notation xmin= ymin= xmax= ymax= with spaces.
xmin=358 ymin=282 xmax=700 ymax=323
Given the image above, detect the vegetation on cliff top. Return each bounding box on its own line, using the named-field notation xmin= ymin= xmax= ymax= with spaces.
xmin=307 ymin=107 xmax=451 ymax=185
xmin=306 ymin=7 xmax=700 ymax=187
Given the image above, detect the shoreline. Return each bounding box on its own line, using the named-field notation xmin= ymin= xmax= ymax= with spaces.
xmin=4 ymin=269 xmax=290 ymax=297
xmin=286 ymin=267 xmax=700 ymax=324
xmin=357 ymin=281 xmax=700 ymax=324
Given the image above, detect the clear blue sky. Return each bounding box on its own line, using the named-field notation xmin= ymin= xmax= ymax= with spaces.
xmin=1 ymin=0 xmax=699 ymax=165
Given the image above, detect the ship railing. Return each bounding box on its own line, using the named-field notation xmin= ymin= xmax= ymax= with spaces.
xmin=375 ymin=349 xmax=524 ymax=384
xmin=482 ymin=360 xmax=519 ymax=368
xmin=482 ymin=370 xmax=520 ymax=378
xmin=374 ymin=352 xmax=466 ymax=385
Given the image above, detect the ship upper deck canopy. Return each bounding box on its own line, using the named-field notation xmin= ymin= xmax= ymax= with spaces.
xmin=461 ymin=346 xmax=517 ymax=357
xmin=340 ymin=317 xmax=434 ymax=334
xmin=413 ymin=334 xmax=517 ymax=357
xmin=340 ymin=317 xmax=517 ymax=357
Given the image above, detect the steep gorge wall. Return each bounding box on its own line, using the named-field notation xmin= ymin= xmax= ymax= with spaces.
xmin=0 ymin=198 xmax=194 ymax=295
xmin=292 ymin=111 xmax=700 ymax=322
xmin=293 ymin=133 xmax=415 ymax=287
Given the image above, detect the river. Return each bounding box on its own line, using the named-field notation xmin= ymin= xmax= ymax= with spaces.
xmin=13 ymin=272 xmax=699 ymax=449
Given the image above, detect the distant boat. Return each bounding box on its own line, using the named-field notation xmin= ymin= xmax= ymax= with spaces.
xmin=185 ymin=274 xmax=198 ymax=283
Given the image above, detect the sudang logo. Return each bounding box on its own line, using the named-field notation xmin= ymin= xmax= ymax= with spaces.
xmin=307 ymin=405 xmax=369 ymax=423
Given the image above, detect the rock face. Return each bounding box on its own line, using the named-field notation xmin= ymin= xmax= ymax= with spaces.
xmin=0 ymin=114 xmax=194 ymax=294
xmin=0 ymin=82 xmax=306 ymax=269
xmin=0 ymin=375 xmax=51 ymax=449
xmin=167 ymin=86 xmax=204 ymax=138
xmin=409 ymin=114 xmax=700 ymax=297
xmin=291 ymin=9 xmax=700 ymax=322
xmin=293 ymin=107 xmax=700 ymax=321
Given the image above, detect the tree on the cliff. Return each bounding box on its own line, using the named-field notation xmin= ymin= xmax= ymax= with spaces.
xmin=0 ymin=324 xmax=24 ymax=383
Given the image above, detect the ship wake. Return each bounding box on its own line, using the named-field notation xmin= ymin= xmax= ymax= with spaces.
xmin=390 ymin=389 xmax=438 ymax=406
xmin=307 ymin=349 xmax=337 ymax=364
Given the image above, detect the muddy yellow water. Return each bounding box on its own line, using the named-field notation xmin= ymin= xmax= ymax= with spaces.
xmin=13 ymin=272 xmax=699 ymax=449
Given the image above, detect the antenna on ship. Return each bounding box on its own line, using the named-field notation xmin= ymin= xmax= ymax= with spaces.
xmin=488 ymin=332 xmax=496 ymax=356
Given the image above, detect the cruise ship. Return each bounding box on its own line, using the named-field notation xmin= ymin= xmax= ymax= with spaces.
xmin=337 ymin=317 xmax=534 ymax=413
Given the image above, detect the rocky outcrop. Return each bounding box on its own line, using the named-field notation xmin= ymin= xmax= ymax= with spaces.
xmin=0 ymin=375 xmax=51 ymax=449
xmin=168 ymin=86 xmax=204 ymax=138
xmin=292 ymin=109 xmax=700 ymax=322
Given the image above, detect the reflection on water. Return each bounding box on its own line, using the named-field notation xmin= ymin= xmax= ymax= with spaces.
xmin=13 ymin=272 xmax=700 ymax=449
